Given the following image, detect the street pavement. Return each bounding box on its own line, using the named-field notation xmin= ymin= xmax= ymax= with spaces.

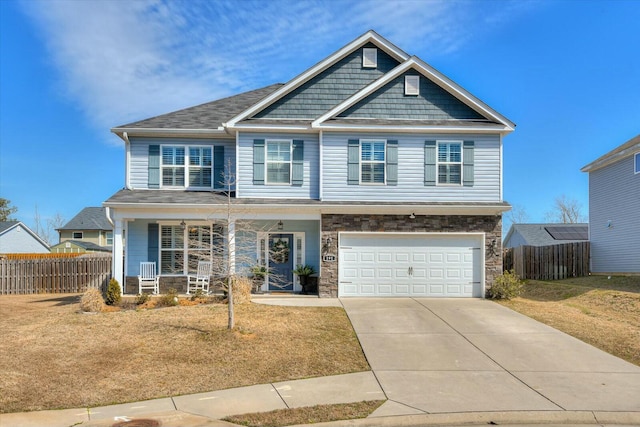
xmin=1 ymin=296 xmax=639 ymax=427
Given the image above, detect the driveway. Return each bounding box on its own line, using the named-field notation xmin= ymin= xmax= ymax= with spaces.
xmin=341 ymin=298 xmax=640 ymax=416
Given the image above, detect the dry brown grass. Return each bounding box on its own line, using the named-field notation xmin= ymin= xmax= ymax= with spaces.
xmin=0 ymin=294 xmax=369 ymax=414
xmin=224 ymin=400 xmax=385 ymax=427
xmin=498 ymin=275 xmax=640 ymax=366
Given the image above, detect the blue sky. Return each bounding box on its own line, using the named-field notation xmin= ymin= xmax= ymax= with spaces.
xmin=1 ymin=0 xmax=639 ymax=240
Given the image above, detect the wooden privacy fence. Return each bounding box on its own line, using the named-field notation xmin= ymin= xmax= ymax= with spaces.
xmin=504 ymin=242 xmax=590 ymax=280
xmin=0 ymin=255 xmax=112 ymax=294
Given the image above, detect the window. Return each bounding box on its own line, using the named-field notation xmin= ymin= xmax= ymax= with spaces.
xmin=105 ymin=231 xmax=113 ymax=246
xmin=266 ymin=140 xmax=291 ymax=184
xmin=161 ymin=146 xmax=185 ymax=187
xmin=361 ymin=140 xmax=386 ymax=184
xmin=188 ymin=147 xmax=212 ymax=187
xmin=437 ymin=142 xmax=462 ymax=184
xmin=160 ymin=225 xmax=184 ymax=274
xmin=635 ymin=153 xmax=640 ymax=174
xmin=363 ymin=48 xmax=377 ymax=68
xmin=405 ymin=75 xmax=420 ymax=95
xmin=72 ymin=231 xmax=83 ymax=239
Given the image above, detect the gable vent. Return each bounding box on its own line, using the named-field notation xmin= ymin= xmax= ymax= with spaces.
xmin=363 ymin=48 xmax=377 ymax=68
xmin=405 ymin=75 xmax=420 ymax=95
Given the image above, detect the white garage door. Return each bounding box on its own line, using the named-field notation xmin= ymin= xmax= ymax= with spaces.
xmin=339 ymin=233 xmax=483 ymax=297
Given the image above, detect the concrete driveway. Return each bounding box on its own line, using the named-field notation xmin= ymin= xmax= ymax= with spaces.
xmin=341 ymin=298 xmax=640 ymax=416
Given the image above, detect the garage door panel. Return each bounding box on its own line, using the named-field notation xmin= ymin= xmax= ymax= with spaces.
xmin=339 ymin=234 xmax=482 ymax=297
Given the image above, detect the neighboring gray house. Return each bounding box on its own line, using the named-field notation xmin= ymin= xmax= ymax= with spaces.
xmin=105 ymin=30 xmax=516 ymax=297
xmin=57 ymin=207 xmax=113 ymax=250
xmin=503 ymin=223 xmax=589 ymax=248
xmin=0 ymin=221 xmax=50 ymax=254
xmin=581 ymin=134 xmax=640 ymax=274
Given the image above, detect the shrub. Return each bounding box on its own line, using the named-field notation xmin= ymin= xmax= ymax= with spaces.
xmin=135 ymin=293 xmax=150 ymax=305
xmin=80 ymin=288 xmax=104 ymax=312
xmin=157 ymin=287 xmax=179 ymax=307
xmin=190 ymin=288 xmax=206 ymax=301
xmin=488 ymin=270 xmax=524 ymax=300
xmin=105 ymin=278 xmax=121 ymax=306
xmin=228 ymin=276 xmax=252 ymax=304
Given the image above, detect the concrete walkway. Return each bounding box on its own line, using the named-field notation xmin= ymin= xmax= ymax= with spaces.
xmin=1 ymin=297 xmax=639 ymax=427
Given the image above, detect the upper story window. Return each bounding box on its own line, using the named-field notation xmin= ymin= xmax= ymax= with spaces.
xmin=437 ymin=142 xmax=462 ymax=185
xmin=360 ymin=140 xmax=386 ymax=184
xmin=73 ymin=231 xmax=83 ymax=239
xmin=635 ymin=152 xmax=639 ymax=174
xmin=162 ymin=146 xmax=185 ymax=187
xmin=363 ymin=48 xmax=378 ymax=68
xmin=188 ymin=147 xmax=213 ymax=187
xmin=266 ymin=140 xmax=291 ymax=184
xmin=105 ymin=231 xmax=113 ymax=246
xmin=160 ymin=145 xmax=215 ymax=188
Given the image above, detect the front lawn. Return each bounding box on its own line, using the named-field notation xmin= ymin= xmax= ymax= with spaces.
xmin=0 ymin=294 xmax=369 ymax=414
xmin=498 ymin=275 xmax=640 ymax=366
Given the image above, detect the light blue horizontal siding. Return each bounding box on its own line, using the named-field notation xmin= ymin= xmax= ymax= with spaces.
xmin=237 ymin=132 xmax=320 ymax=199
xmin=126 ymin=219 xmax=152 ymax=276
xmin=588 ymin=155 xmax=640 ymax=273
xmin=322 ymin=132 xmax=501 ymax=202
xmin=129 ymin=137 xmax=235 ymax=189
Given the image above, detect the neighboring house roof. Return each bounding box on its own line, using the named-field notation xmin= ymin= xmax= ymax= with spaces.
xmin=58 ymin=207 xmax=112 ymax=231
xmin=50 ymin=240 xmax=112 ymax=252
xmin=581 ymin=134 xmax=640 ymax=173
xmin=0 ymin=220 xmax=50 ymax=251
xmin=504 ymin=223 xmax=589 ymax=247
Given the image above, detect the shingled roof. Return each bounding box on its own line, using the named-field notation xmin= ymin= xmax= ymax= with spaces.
xmin=58 ymin=207 xmax=112 ymax=231
xmin=113 ymin=84 xmax=283 ymax=130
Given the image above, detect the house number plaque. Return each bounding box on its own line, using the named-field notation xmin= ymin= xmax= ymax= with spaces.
xmin=323 ymin=254 xmax=337 ymax=262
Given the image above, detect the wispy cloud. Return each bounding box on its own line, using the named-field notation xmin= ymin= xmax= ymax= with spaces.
xmin=21 ymin=0 xmax=535 ymax=139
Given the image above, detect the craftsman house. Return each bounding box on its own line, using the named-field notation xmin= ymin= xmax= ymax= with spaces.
xmin=104 ymin=30 xmax=515 ymax=297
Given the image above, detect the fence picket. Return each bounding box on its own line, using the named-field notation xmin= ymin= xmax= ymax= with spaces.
xmin=503 ymin=242 xmax=590 ymax=280
xmin=0 ymin=256 xmax=112 ymax=294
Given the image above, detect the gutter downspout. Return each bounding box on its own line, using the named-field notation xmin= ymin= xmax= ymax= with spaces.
xmin=122 ymin=132 xmax=132 ymax=190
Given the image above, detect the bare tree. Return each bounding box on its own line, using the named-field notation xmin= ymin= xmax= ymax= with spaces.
xmin=506 ymin=204 xmax=530 ymax=225
xmin=33 ymin=206 xmax=66 ymax=245
xmin=545 ymin=195 xmax=586 ymax=223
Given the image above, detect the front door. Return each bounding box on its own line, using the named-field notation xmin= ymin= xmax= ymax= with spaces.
xmin=268 ymin=234 xmax=294 ymax=291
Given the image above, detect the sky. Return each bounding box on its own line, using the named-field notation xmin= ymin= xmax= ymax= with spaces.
xmin=1 ymin=0 xmax=639 ymax=242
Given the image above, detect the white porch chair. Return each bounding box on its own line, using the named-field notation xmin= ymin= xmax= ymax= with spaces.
xmin=138 ymin=262 xmax=159 ymax=295
xmin=187 ymin=261 xmax=211 ymax=294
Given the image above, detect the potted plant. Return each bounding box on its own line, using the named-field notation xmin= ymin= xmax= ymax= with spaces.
xmin=250 ymin=265 xmax=268 ymax=293
xmin=293 ymin=264 xmax=316 ymax=294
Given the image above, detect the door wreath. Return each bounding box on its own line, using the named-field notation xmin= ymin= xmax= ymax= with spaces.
xmin=270 ymin=239 xmax=290 ymax=264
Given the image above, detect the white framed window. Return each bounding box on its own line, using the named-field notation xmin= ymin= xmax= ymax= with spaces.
xmin=73 ymin=231 xmax=83 ymax=239
xmin=405 ymin=75 xmax=420 ymax=95
xmin=266 ymin=140 xmax=292 ymax=184
xmin=360 ymin=139 xmax=386 ymax=184
xmin=635 ymin=152 xmax=640 ymax=174
xmin=105 ymin=231 xmax=113 ymax=246
xmin=161 ymin=146 xmax=186 ymax=187
xmin=437 ymin=141 xmax=462 ymax=185
xmin=160 ymin=223 xmax=218 ymax=275
xmin=188 ymin=147 xmax=213 ymax=187
xmin=363 ymin=47 xmax=378 ymax=68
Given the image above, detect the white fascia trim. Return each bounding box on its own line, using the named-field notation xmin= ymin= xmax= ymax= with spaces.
xmin=111 ymin=128 xmax=228 ymax=138
xmin=581 ymin=142 xmax=640 ymax=172
xmin=225 ymin=30 xmax=410 ymax=128
xmin=312 ymin=56 xmax=515 ymax=132
xmin=315 ymin=123 xmax=511 ymax=134
xmin=230 ymin=124 xmax=314 ymax=132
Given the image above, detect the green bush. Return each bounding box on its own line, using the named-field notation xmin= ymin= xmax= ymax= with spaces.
xmin=105 ymin=278 xmax=121 ymax=306
xmin=135 ymin=292 xmax=150 ymax=305
xmin=488 ymin=270 xmax=524 ymax=300
xmin=157 ymin=287 xmax=179 ymax=307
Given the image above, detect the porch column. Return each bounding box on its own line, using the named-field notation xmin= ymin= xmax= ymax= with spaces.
xmin=112 ymin=218 xmax=125 ymax=286
xmin=228 ymin=219 xmax=236 ymax=275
